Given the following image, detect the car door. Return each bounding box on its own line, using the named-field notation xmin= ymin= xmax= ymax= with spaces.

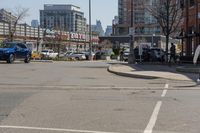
xmin=16 ymin=43 xmax=28 ymax=58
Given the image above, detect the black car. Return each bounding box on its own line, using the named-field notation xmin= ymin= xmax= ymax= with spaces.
xmin=149 ymin=48 xmax=165 ymax=62
xmin=0 ymin=42 xmax=32 ymax=63
xmin=134 ymin=48 xmax=151 ymax=62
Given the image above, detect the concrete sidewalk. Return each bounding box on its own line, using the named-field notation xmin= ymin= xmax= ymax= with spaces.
xmin=108 ymin=63 xmax=199 ymax=81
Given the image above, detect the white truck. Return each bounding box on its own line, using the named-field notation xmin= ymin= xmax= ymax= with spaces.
xmin=41 ymin=50 xmax=58 ymax=59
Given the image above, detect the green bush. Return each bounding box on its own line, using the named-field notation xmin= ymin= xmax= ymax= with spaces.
xmin=113 ymin=48 xmax=120 ymax=55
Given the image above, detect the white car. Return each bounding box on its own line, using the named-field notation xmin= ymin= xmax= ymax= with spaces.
xmin=65 ymin=52 xmax=86 ymax=60
xmin=41 ymin=50 xmax=58 ymax=58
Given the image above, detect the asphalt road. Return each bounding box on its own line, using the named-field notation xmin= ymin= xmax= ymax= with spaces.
xmin=0 ymin=61 xmax=199 ymax=133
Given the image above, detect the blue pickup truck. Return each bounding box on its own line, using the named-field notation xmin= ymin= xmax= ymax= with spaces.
xmin=0 ymin=42 xmax=31 ymax=63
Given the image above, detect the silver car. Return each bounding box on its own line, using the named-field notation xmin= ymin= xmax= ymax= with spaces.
xmin=65 ymin=52 xmax=86 ymax=60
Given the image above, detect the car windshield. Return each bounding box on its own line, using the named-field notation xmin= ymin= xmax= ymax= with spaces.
xmin=41 ymin=50 xmax=48 ymax=52
xmin=0 ymin=43 xmax=15 ymax=48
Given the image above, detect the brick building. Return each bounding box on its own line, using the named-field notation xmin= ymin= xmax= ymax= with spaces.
xmin=181 ymin=0 xmax=200 ymax=56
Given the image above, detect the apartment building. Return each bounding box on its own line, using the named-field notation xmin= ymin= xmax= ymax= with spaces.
xmin=40 ymin=4 xmax=87 ymax=33
xmin=114 ymin=0 xmax=161 ymax=35
xmin=113 ymin=0 xmax=162 ymax=48
xmin=0 ymin=9 xmax=17 ymax=23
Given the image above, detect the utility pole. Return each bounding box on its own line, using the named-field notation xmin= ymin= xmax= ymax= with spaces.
xmin=37 ymin=26 xmax=40 ymax=52
xmin=128 ymin=0 xmax=135 ymax=64
xmin=186 ymin=0 xmax=190 ymax=56
xmin=166 ymin=0 xmax=170 ymax=61
xmin=89 ymin=0 xmax=93 ymax=60
xmin=196 ymin=0 xmax=199 ymax=48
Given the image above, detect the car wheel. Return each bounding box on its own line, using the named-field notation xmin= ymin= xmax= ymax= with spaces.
xmin=75 ymin=57 xmax=79 ymax=60
xmin=24 ymin=54 xmax=31 ymax=63
xmin=7 ymin=54 xmax=15 ymax=63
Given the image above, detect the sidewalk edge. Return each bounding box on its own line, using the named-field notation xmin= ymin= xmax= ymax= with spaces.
xmin=107 ymin=65 xmax=158 ymax=79
xmin=107 ymin=65 xmax=193 ymax=81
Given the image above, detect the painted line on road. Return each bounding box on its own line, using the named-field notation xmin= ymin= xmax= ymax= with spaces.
xmin=143 ymin=84 xmax=169 ymax=133
xmin=0 ymin=85 xmax=170 ymax=90
xmin=164 ymin=84 xmax=169 ymax=89
xmin=143 ymin=101 xmax=162 ymax=133
xmin=0 ymin=125 xmax=118 ymax=133
xmin=161 ymin=84 xmax=169 ymax=97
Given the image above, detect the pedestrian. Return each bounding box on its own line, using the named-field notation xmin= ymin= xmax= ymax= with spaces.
xmin=169 ymin=43 xmax=176 ymax=64
xmin=120 ymin=49 xmax=124 ymax=61
xmin=193 ymin=45 xmax=200 ymax=64
xmin=193 ymin=45 xmax=200 ymax=82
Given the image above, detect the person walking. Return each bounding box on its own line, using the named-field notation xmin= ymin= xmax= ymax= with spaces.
xmin=169 ymin=43 xmax=176 ymax=65
xmin=120 ymin=49 xmax=124 ymax=61
xmin=193 ymin=45 xmax=200 ymax=82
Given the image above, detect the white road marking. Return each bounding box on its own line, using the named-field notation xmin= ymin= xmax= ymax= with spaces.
xmin=0 ymin=125 xmax=118 ymax=133
xmin=143 ymin=101 xmax=162 ymax=133
xmin=0 ymin=85 xmax=168 ymax=90
xmin=164 ymin=84 xmax=169 ymax=89
xmin=143 ymin=84 xmax=169 ymax=133
xmin=161 ymin=90 xmax=167 ymax=97
xmin=161 ymin=84 xmax=168 ymax=97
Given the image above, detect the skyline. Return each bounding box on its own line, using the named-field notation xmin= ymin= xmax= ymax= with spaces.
xmin=0 ymin=0 xmax=118 ymax=30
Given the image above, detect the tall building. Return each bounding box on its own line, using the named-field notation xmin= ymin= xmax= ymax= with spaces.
xmin=0 ymin=9 xmax=17 ymax=23
xmin=112 ymin=16 xmax=119 ymax=25
xmin=31 ymin=20 xmax=39 ymax=28
xmin=115 ymin=0 xmax=161 ymax=36
xmin=116 ymin=0 xmax=131 ymax=35
xmin=40 ymin=4 xmax=87 ymax=32
xmin=105 ymin=26 xmax=112 ymax=36
xmin=91 ymin=20 xmax=104 ymax=36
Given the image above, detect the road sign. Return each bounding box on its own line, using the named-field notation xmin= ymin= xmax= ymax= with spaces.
xmin=139 ymin=44 xmax=143 ymax=56
xmin=129 ymin=28 xmax=135 ymax=35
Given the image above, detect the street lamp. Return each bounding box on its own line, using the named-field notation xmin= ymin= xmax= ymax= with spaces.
xmin=89 ymin=0 xmax=93 ymax=60
xmin=128 ymin=0 xmax=136 ymax=64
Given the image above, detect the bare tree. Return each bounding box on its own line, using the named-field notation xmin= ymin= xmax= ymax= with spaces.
xmin=100 ymin=40 xmax=113 ymax=50
xmin=143 ymin=0 xmax=182 ymax=60
xmin=9 ymin=6 xmax=29 ymax=41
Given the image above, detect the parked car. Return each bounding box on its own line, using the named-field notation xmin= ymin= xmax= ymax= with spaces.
xmin=122 ymin=49 xmax=130 ymax=62
xmin=82 ymin=51 xmax=95 ymax=60
xmin=41 ymin=50 xmax=58 ymax=59
xmin=149 ymin=48 xmax=165 ymax=62
xmin=31 ymin=51 xmax=41 ymax=60
xmin=94 ymin=51 xmax=105 ymax=60
xmin=65 ymin=52 xmax=86 ymax=60
xmin=123 ymin=48 xmax=150 ymax=62
xmin=0 ymin=42 xmax=31 ymax=63
xmin=134 ymin=47 xmax=151 ymax=62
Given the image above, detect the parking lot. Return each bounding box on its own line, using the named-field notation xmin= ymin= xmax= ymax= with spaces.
xmin=0 ymin=61 xmax=199 ymax=133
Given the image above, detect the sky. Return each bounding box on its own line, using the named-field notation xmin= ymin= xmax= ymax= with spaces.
xmin=0 ymin=0 xmax=118 ymax=30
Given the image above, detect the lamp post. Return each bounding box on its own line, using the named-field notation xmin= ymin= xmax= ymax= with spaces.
xmin=128 ymin=0 xmax=135 ymax=64
xmin=196 ymin=0 xmax=199 ymax=48
xmin=89 ymin=0 xmax=93 ymax=60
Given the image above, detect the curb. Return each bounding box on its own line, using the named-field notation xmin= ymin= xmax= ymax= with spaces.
xmin=107 ymin=65 xmax=193 ymax=81
xmin=107 ymin=65 xmax=159 ymax=79
xmin=176 ymin=66 xmax=200 ymax=73
xmin=31 ymin=60 xmax=53 ymax=63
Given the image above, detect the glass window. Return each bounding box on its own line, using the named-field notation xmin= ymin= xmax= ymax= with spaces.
xmin=17 ymin=43 xmax=27 ymax=49
xmin=190 ymin=0 xmax=195 ymax=7
xmin=1 ymin=43 xmax=15 ymax=48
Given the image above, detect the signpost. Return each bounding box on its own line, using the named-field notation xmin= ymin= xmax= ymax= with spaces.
xmin=139 ymin=44 xmax=143 ymax=63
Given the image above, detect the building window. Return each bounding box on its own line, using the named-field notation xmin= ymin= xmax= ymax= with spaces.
xmin=180 ymin=0 xmax=184 ymax=9
xmin=190 ymin=0 xmax=195 ymax=7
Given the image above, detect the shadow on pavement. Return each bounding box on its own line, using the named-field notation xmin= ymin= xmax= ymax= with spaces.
xmin=129 ymin=63 xmax=199 ymax=83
